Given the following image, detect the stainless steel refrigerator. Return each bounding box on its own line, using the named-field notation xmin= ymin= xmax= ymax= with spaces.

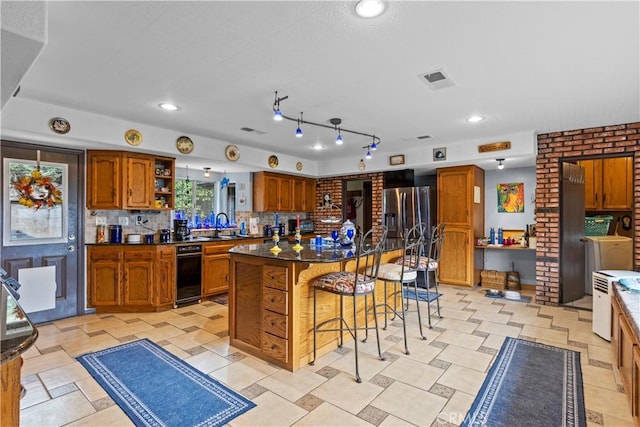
xmin=382 ymin=186 xmax=435 ymax=239
xmin=560 ymin=162 xmax=586 ymax=303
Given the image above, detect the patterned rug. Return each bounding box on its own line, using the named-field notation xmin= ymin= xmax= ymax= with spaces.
xmin=77 ymin=339 xmax=255 ymax=426
xmin=463 ymin=337 xmax=586 ymax=426
xmin=402 ymin=288 xmax=441 ymax=302
xmin=210 ymin=292 xmax=229 ymax=305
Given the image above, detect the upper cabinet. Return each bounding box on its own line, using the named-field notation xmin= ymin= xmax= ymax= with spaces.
xmin=87 ymin=150 xmax=175 ymax=210
xmin=578 ymin=157 xmax=632 ymax=211
xmin=253 ymin=171 xmax=316 ymax=212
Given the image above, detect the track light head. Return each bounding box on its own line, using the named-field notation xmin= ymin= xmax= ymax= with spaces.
xmin=203 ymin=167 xmax=211 ymax=178
xmin=365 ymin=146 xmax=372 ymax=159
xmin=336 ymin=128 xmax=343 ymax=145
xmin=496 ymin=158 xmax=505 ymax=170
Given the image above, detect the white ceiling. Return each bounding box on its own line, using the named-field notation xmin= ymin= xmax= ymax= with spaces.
xmin=2 ymin=1 xmax=639 ymax=176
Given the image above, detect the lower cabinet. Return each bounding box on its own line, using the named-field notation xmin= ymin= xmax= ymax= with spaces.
xmin=87 ymin=245 xmax=175 ymax=312
xmin=202 ymin=243 xmax=234 ymax=297
xmin=612 ymin=293 xmax=640 ymax=425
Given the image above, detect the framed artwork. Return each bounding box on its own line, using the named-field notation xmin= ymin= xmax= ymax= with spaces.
xmin=497 ymin=182 xmax=524 ymax=213
xmin=433 ymin=147 xmax=446 ymax=161
xmin=3 ymin=158 xmax=68 ymax=246
xmin=389 ymin=154 xmax=405 ymax=166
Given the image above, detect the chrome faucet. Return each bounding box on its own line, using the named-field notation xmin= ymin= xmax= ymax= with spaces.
xmin=213 ymin=212 xmax=229 ymax=238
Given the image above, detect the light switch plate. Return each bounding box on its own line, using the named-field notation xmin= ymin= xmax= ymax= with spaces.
xmin=118 ymin=216 xmax=129 ymax=226
xmin=95 ymin=216 xmax=107 ymax=226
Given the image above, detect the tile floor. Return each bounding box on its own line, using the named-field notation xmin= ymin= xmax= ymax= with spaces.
xmin=19 ymin=286 xmax=633 ymax=426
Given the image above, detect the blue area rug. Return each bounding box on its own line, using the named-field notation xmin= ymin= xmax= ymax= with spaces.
xmin=77 ymin=339 xmax=255 ymax=427
xmin=402 ymin=288 xmax=441 ymax=302
xmin=463 ymin=337 xmax=586 ymax=427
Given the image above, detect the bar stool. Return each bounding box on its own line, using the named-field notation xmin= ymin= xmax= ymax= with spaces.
xmin=309 ymin=225 xmax=388 ymax=383
xmin=375 ymin=222 xmax=425 ymax=354
xmin=396 ymin=223 xmax=446 ymax=334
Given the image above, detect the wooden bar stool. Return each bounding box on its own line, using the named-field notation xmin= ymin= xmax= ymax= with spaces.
xmin=309 ymin=225 xmax=388 ymax=383
xmin=375 ymin=222 xmax=425 ymax=354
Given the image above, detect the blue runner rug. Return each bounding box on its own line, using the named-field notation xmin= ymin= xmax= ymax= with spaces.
xmin=402 ymin=289 xmax=441 ymax=302
xmin=463 ymin=337 xmax=586 ymax=427
xmin=77 ymin=339 xmax=255 ymax=427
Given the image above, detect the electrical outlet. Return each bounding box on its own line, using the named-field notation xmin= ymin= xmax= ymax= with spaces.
xmin=95 ymin=216 xmax=107 ymax=226
xmin=135 ymin=215 xmax=143 ymax=226
xmin=118 ymin=216 xmax=129 ymax=226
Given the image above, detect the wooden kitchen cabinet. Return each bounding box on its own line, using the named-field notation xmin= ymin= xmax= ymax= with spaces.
xmin=612 ymin=291 xmax=640 ymax=425
xmin=437 ymin=165 xmax=485 ymax=287
xmin=87 ymin=245 xmax=175 ymax=312
xmin=202 ymin=242 xmax=235 ymax=297
xmin=253 ymin=171 xmax=316 ymax=212
xmin=578 ymin=157 xmax=633 ymax=210
xmin=87 ymin=150 xmax=175 ymax=210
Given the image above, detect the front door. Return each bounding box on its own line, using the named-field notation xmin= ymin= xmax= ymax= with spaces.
xmin=1 ymin=141 xmax=84 ymax=323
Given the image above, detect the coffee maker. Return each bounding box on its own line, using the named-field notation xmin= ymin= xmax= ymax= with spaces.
xmin=174 ymin=219 xmax=190 ymax=241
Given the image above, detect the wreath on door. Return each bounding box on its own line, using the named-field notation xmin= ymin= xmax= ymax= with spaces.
xmin=12 ymin=168 xmax=63 ymax=210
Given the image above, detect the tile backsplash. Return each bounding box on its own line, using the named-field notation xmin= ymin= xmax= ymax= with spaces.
xmin=85 ymin=209 xmax=172 ymax=243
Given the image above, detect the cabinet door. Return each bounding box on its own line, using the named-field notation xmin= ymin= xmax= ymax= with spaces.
xmin=612 ymin=296 xmax=622 ymax=367
xmin=124 ymin=155 xmax=154 ymax=209
xmin=602 ymin=157 xmax=633 ymax=210
xmin=264 ymin=175 xmax=280 ymax=211
xmin=578 ymin=159 xmax=600 ymax=210
xmin=155 ymin=245 xmax=175 ymax=306
xmin=633 ymin=345 xmax=640 ymax=423
xmin=437 ymin=168 xmax=471 ymax=225
xmin=279 ymin=177 xmax=293 ymax=211
xmin=123 ymin=249 xmax=155 ymax=306
xmin=87 ymin=152 xmax=122 ymax=209
xmin=87 ymin=248 xmax=122 ymax=307
xmin=438 ymin=226 xmax=473 ymax=286
xmin=202 ymin=253 xmax=230 ymax=296
xmin=292 ymin=179 xmax=305 ymax=211
xmin=619 ymin=315 xmax=635 ymax=403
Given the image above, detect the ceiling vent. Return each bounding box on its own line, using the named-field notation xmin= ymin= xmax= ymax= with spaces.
xmin=418 ymin=68 xmax=455 ymax=90
xmin=417 ymin=135 xmax=432 ymax=140
xmin=241 ymin=127 xmax=266 ymax=135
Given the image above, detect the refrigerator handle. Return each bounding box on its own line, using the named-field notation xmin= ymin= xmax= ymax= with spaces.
xmin=401 ymin=192 xmax=407 ymax=235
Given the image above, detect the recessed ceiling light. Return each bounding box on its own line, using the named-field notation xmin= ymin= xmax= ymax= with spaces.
xmin=158 ymin=103 xmax=180 ymax=111
xmin=467 ymin=115 xmax=484 ymax=123
xmin=355 ymin=0 xmax=385 ymax=18
xmin=312 ymin=143 xmax=325 ymax=150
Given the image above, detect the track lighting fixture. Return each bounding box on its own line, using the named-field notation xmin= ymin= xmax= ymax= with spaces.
xmin=203 ymin=167 xmax=211 ymax=178
xmin=296 ymin=112 xmax=303 ymax=137
xmin=365 ymin=146 xmax=372 ymax=159
xmin=272 ymin=91 xmax=381 ymax=158
xmin=497 ymin=158 xmax=505 ymax=170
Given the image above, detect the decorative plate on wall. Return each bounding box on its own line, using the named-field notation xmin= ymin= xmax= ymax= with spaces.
xmin=176 ymin=136 xmax=194 ymax=154
xmin=49 ymin=117 xmax=71 ymax=134
xmin=225 ymin=145 xmax=239 ymax=161
xmin=296 ymin=161 xmax=303 ymax=171
xmin=268 ymin=155 xmax=279 ymax=168
xmin=124 ymin=129 xmax=143 ymax=146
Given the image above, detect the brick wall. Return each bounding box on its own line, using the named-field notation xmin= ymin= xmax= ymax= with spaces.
xmin=310 ymin=172 xmax=385 ymax=240
xmin=535 ymin=121 xmax=640 ymax=305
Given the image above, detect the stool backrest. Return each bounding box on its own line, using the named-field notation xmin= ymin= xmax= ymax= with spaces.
xmin=401 ymin=222 xmax=426 ymax=273
xmin=424 ymin=223 xmax=446 ymax=268
xmin=355 ymin=225 xmax=388 ymax=282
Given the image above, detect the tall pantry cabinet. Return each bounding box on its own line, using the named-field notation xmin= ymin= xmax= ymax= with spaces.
xmin=437 ymin=165 xmax=485 ymax=287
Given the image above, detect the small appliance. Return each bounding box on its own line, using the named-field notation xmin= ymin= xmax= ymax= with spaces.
xmin=288 ymin=219 xmax=314 ymax=235
xmin=159 ymin=229 xmax=171 ymax=243
xmin=592 ymin=270 xmax=640 ymax=340
xmin=173 ymin=219 xmax=190 ymax=241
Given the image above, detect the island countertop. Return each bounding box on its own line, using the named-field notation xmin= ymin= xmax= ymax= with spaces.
xmin=1 ymin=283 xmax=38 ymax=364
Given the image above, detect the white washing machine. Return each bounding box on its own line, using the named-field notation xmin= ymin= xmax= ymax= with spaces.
xmin=584 ymin=236 xmax=633 ymax=294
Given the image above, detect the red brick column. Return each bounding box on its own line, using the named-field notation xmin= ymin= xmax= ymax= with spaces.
xmin=535 ymin=122 xmax=640 ymax=305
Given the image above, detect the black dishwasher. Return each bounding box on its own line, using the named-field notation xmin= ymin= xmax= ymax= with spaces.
xmin=175 ymin=244 xmax=202 ymax=307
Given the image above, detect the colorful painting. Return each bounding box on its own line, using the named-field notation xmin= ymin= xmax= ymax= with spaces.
xmin=497 ymin=182 xmax=524 ymax=213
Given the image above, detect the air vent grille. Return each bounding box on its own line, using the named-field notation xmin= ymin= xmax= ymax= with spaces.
xmin=240 ymin=127 xmax=266 ymax=135
xmin=417 ymin=135 xmax=432 ymax=140
xmin=593 ymin=274 xmax=610 ymax=294
xmin=418 ymin=68 xmax=455 ymax=90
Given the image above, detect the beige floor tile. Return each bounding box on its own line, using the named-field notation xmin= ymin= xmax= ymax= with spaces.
xmin=380 ymin=356 xmax=444 ymax=391
xmin=294 ymin=402 xmax=372 ymax=426
xmin=20 ymin=379 xmax=50 ymax=409
xmin=134 ymin=323 xmax=185 ymax=342
xmin=581 ymin=364 xmax=618 ymax=392
xmin=61 ymin=332 xmax=121 ymax=357
xmin=470 ymin=310 xmax=511 ymax=324
xmin=437 ymin=364 xmax=487 ymax=396
xmin=199 ymin=316 xmax=230 ymax=334
xmin=185 ymin=349 xmax=232 ymax=374
xmin=166 ymin=328 xmax=220 ymax=349
xmin=210 ymin=356 xmax=279 ymax=390
xmin=39 ymin=361 xmax=91 ymax=391
xmin=520 ymin=324 xmax=568 ymax=345
xmin=508 ymin=312 xmax=552 ymax=328
xmin=436 ymin=329 xmax=485 ymax=350
xmin=161 ymin=343 xmax=192 ymax=359
xmin=400 ymin=339 xmax=443 ymax=365
xmin=21 ymin=343 xmax=41 ymax=359
xmin=437 ymin=345 xmax=494 ymax=372
xmin=438 ymin=307 xmax=473 ymax=321
xmin=312 ymin=372 xmax=384 ymax=415
xmin=257 ymin=368 xmax=327 ymax=402
xmin=77 ymin=316 xmax=129 ymax=333
xmin=434 ymin=317 xmax=478 ymax=334
xmin=53 ymin=314 xmax=101 ymax=329
xmin=602 ymin=413 xmax=636 ymax=427
xmin=583 ymin=383 xmax=633 ymax=422
xmin=229 ymin=390 xmax=307 ymax=426
xmin=588 ymin=342 xmax=615 ymax=364
xmin=164 ymin=313 xmax=211 ymax=329
xmin=66 ymin=404 xmax=134 ymax=426
xmin=569 ymin=329 xmax=612 ymax=348
xmin=22 ymin=350 xmax=75 ymax=376
xmin=328 ymin=348 xmax=391 ymax=382
xmin=481 ymin=334 xmax=507 ymax=350
xmin=438 ymin=390 xmax=475 ymax=425
xmin=371 ymin=380 xmax=447 ymax=426
xmin=35 ymin=328 xmax=89 ymax=351
xmin=466 ymin=301 xmax=504 ymax=313
xmin=75 ymin=376 xmax=109 ymax=402
xmin=475 ymin=320 xmax=522 ymax=337
xmin=104 ymin=320 xmax=155 ymax=338
xmin=20 ymin=390 xmax=96 ymax=426
xmin=379 ymin=414 xmax=416 ymax=426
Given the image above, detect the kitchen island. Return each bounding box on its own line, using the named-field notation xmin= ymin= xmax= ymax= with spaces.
xmin=229 ymin=240 xmax=403 ymax=371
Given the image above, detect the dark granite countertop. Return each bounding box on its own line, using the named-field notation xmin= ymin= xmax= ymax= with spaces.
xmin=85 ymin=235 xmax=264 ymax=246
xmin=1 ymin=282 xmax=38 ymax=364
xmin=229 ymin=239 xmax=404 ymax=263
xmin=613 ymin=284 xmax=640 ymax=339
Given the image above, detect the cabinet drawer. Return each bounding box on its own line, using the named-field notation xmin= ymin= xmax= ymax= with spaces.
xmin=262 ymin=332 xmax=288 ymax=363
xmin=89 ymin=248 xmax=122 ymax=261
xmin=204 ymin=243 xmax=235 ymax=255
xmin=263 ymin=265 xmax=288 ymax=290
xmin=124 ymin=248 xmax=154 ymax=261
xmin=263 ymin=310 xmax=288 ymax=339
xmin=263 ymin=287 xmax=288 ymax=315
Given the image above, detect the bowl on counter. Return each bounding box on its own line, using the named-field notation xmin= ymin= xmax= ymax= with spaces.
xmin=127 ymin=234 xmax=141 ymax=244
